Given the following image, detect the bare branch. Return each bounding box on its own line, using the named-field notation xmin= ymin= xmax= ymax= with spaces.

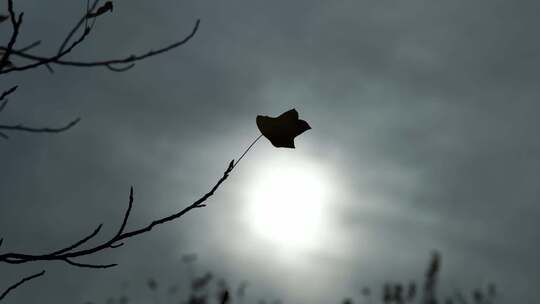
xmin=116 ymin=187 xmax=134 ymax=237
xmin=0 ymin=86 xmax=18 ymax=102
xmin=0 ymin=270 xmax=45 ymax=302
xmin=0 ymin=0 xmax=23 ymax=72
xmin=0 ymin=86 xmax=79 ymax=139
xmin=3 ymin=19 xmax=201 ymax=72
xmin=0 ymin=0 xmax=205 ymax=300
xmin=118 ymin=159 xmax=234 ymax=240
xmin=63 ymin=259 xmax=116 ymax=269
xmin=0 ymin=86 xmax=18 ymax=113
xmin=0 ymin=0 xmax=199 ymax=142
xmin=0 ymin=100 xmax=9 ymax=113
xmin=0 ymin=0 xmax=111 ymax=75
xmin=109 ymin=242 xmax=124 ymax=249
xmin=16 ymin=40 xmax=41 ymax=53
xmin=50 ymin=224 xmax=103 ymax=256
xmin=86 ymin=1 xmax=112 ymax=19
xmin=105 ymin=63 xmax=135 ymax=72
xmin=0 ymin=117 xmax=80 ymax=139
xmin=0 ymin=25 xmax=93 ymax=74
xmin=0 ymin=161 xmax=234 ymax=300
xmin=0 ymin=160 xmax=235 ymax=268
xmin=58 ymin=0 xmax=100 ymax=54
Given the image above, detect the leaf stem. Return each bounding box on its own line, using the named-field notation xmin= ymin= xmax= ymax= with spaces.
xmin=233 ymin=134 xmax=263 ymax=169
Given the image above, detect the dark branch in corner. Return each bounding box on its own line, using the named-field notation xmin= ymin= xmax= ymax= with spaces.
xmin=0 ymin=0 xmax=199 ymax=139
xmin=0 ymin=0 xmax=200 ymax=74
xmin=0 ymin=271 xmax=45 ymax=302
xmin=0 ymin=0 xmax=88 ymax=141
xmin=0 ymin=0 xmax=23 ymax=72
xmin=0 ymin=0 xmax=101 ymax=75
xmin=0 ymin=26 xmax=94 ymax=74
xmin=0 ymin=0 xmax=203 ymax=299
xmin=2 ymin=19 xmax=201 ymax=73
xmin=0 ymin=160 xmax=235 ymax=299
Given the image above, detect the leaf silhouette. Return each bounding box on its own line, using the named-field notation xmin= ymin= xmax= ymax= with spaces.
xmin=256 ymin=108 xmax=311 ymax=148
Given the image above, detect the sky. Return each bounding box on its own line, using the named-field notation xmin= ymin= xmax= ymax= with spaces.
xmin=1 ymin=0 xmax=539 ymax=303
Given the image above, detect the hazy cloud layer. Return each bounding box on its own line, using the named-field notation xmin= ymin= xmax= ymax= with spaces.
xmin=1 ymin=0 xmax=539 ymax=303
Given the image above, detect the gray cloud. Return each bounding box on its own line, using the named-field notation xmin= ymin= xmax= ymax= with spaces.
xmin=1 ymin=0 xmax=539 ymax=303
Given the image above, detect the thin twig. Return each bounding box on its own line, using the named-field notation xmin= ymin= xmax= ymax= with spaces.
xmin=0 ymin=136 xmax=261 ymax=299
xmin=58 ymin=0 xmax=100 ymax=54
xmin=0 ymin=160 xmax=234 ymax=267
xmin=233 ymin=134 xmax=263 ymax=169
xmin=0 ymin=117 xmax=80 ymax=139
xmin=0 ymin=86 xmax=18 ymax=101
xmin=0 ymin=0 xmax=23 ymax=72
xmin=0 ymin=0 xmax=206 ymax=299
xmin=0 ymin=25 xmax=93 ymax=74
xmin=50 ymin=225 xmax=103 ymax=256
xmin=2 ymin=19 xmax=200 ymax=72
xmin=0 ymin=86 xmax=18 ymax=113
xmin=0 ymin=270 xmax=45 ymax=301
xmin=16 ymin=40 xmax=41 ymax=53
xmin=0 ymin=137 xmax=262 ymax=267
xmin=63 ymin=258 xmax=116 ymax=269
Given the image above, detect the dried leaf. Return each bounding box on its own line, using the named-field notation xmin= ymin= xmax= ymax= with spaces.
xmin=256 ymin=108 xmax=311 ymax=148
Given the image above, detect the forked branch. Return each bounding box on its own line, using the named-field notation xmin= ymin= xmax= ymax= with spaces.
xmin=0 ymin=0 xmax=200 ymax=74
xmin=0 ymin=0 xmax=199 ymax=139
xmin=0 ymin=0 xmax=204 ymax=299
xmin=0 ymin=160 xmax=235 ymax=300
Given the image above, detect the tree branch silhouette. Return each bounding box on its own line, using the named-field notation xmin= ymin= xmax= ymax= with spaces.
xmin=0 ymin=0 xmax=22 ymax=72
xmin=0 ymin=84 xmax=80 ymax=139
xmin=0 ymin=160 xmax=235 ymax=300
xmin=0 ymin=271 xmax=45 ymax=302
xmin=1 ymin=0 xmax=203 ymax=300
xmin=0 ymin=0 xmax=97 ymax=75
xmin=57 ymin=0 xmax=101 ymax=55
xmin=0 ymin=0 xmax=200 ymax=74
xmin=0 ymin=118 xmax=81 ymax=139
xmin=2 ymin=19 xmax=200 ymax=73
xmin=0 ymin=0 xmax=200 ymax=139
xmin=0 ymin=85 xmax=17 ymax=112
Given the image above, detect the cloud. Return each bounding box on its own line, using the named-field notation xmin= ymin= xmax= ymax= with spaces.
xmin=1 ymin=0 xmax=539 ymax=303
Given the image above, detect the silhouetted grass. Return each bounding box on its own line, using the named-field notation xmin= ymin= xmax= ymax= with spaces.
xmin=89 ymin=251 xmax=497 ymax=304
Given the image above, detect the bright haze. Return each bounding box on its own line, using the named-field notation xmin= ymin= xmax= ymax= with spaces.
xmin=1 ymin=0 xmax=539 ymax=303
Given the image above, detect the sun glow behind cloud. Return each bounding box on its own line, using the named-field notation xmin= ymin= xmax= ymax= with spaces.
xmin=242 ymin=154 xmax=334 ymax=255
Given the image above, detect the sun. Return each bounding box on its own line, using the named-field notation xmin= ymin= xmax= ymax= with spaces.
xmin=243 ymin=157 xmax=331 ymax=252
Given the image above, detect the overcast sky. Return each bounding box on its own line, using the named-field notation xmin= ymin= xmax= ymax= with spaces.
xmin=1 ymin=0 xmax=539 ymax=303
